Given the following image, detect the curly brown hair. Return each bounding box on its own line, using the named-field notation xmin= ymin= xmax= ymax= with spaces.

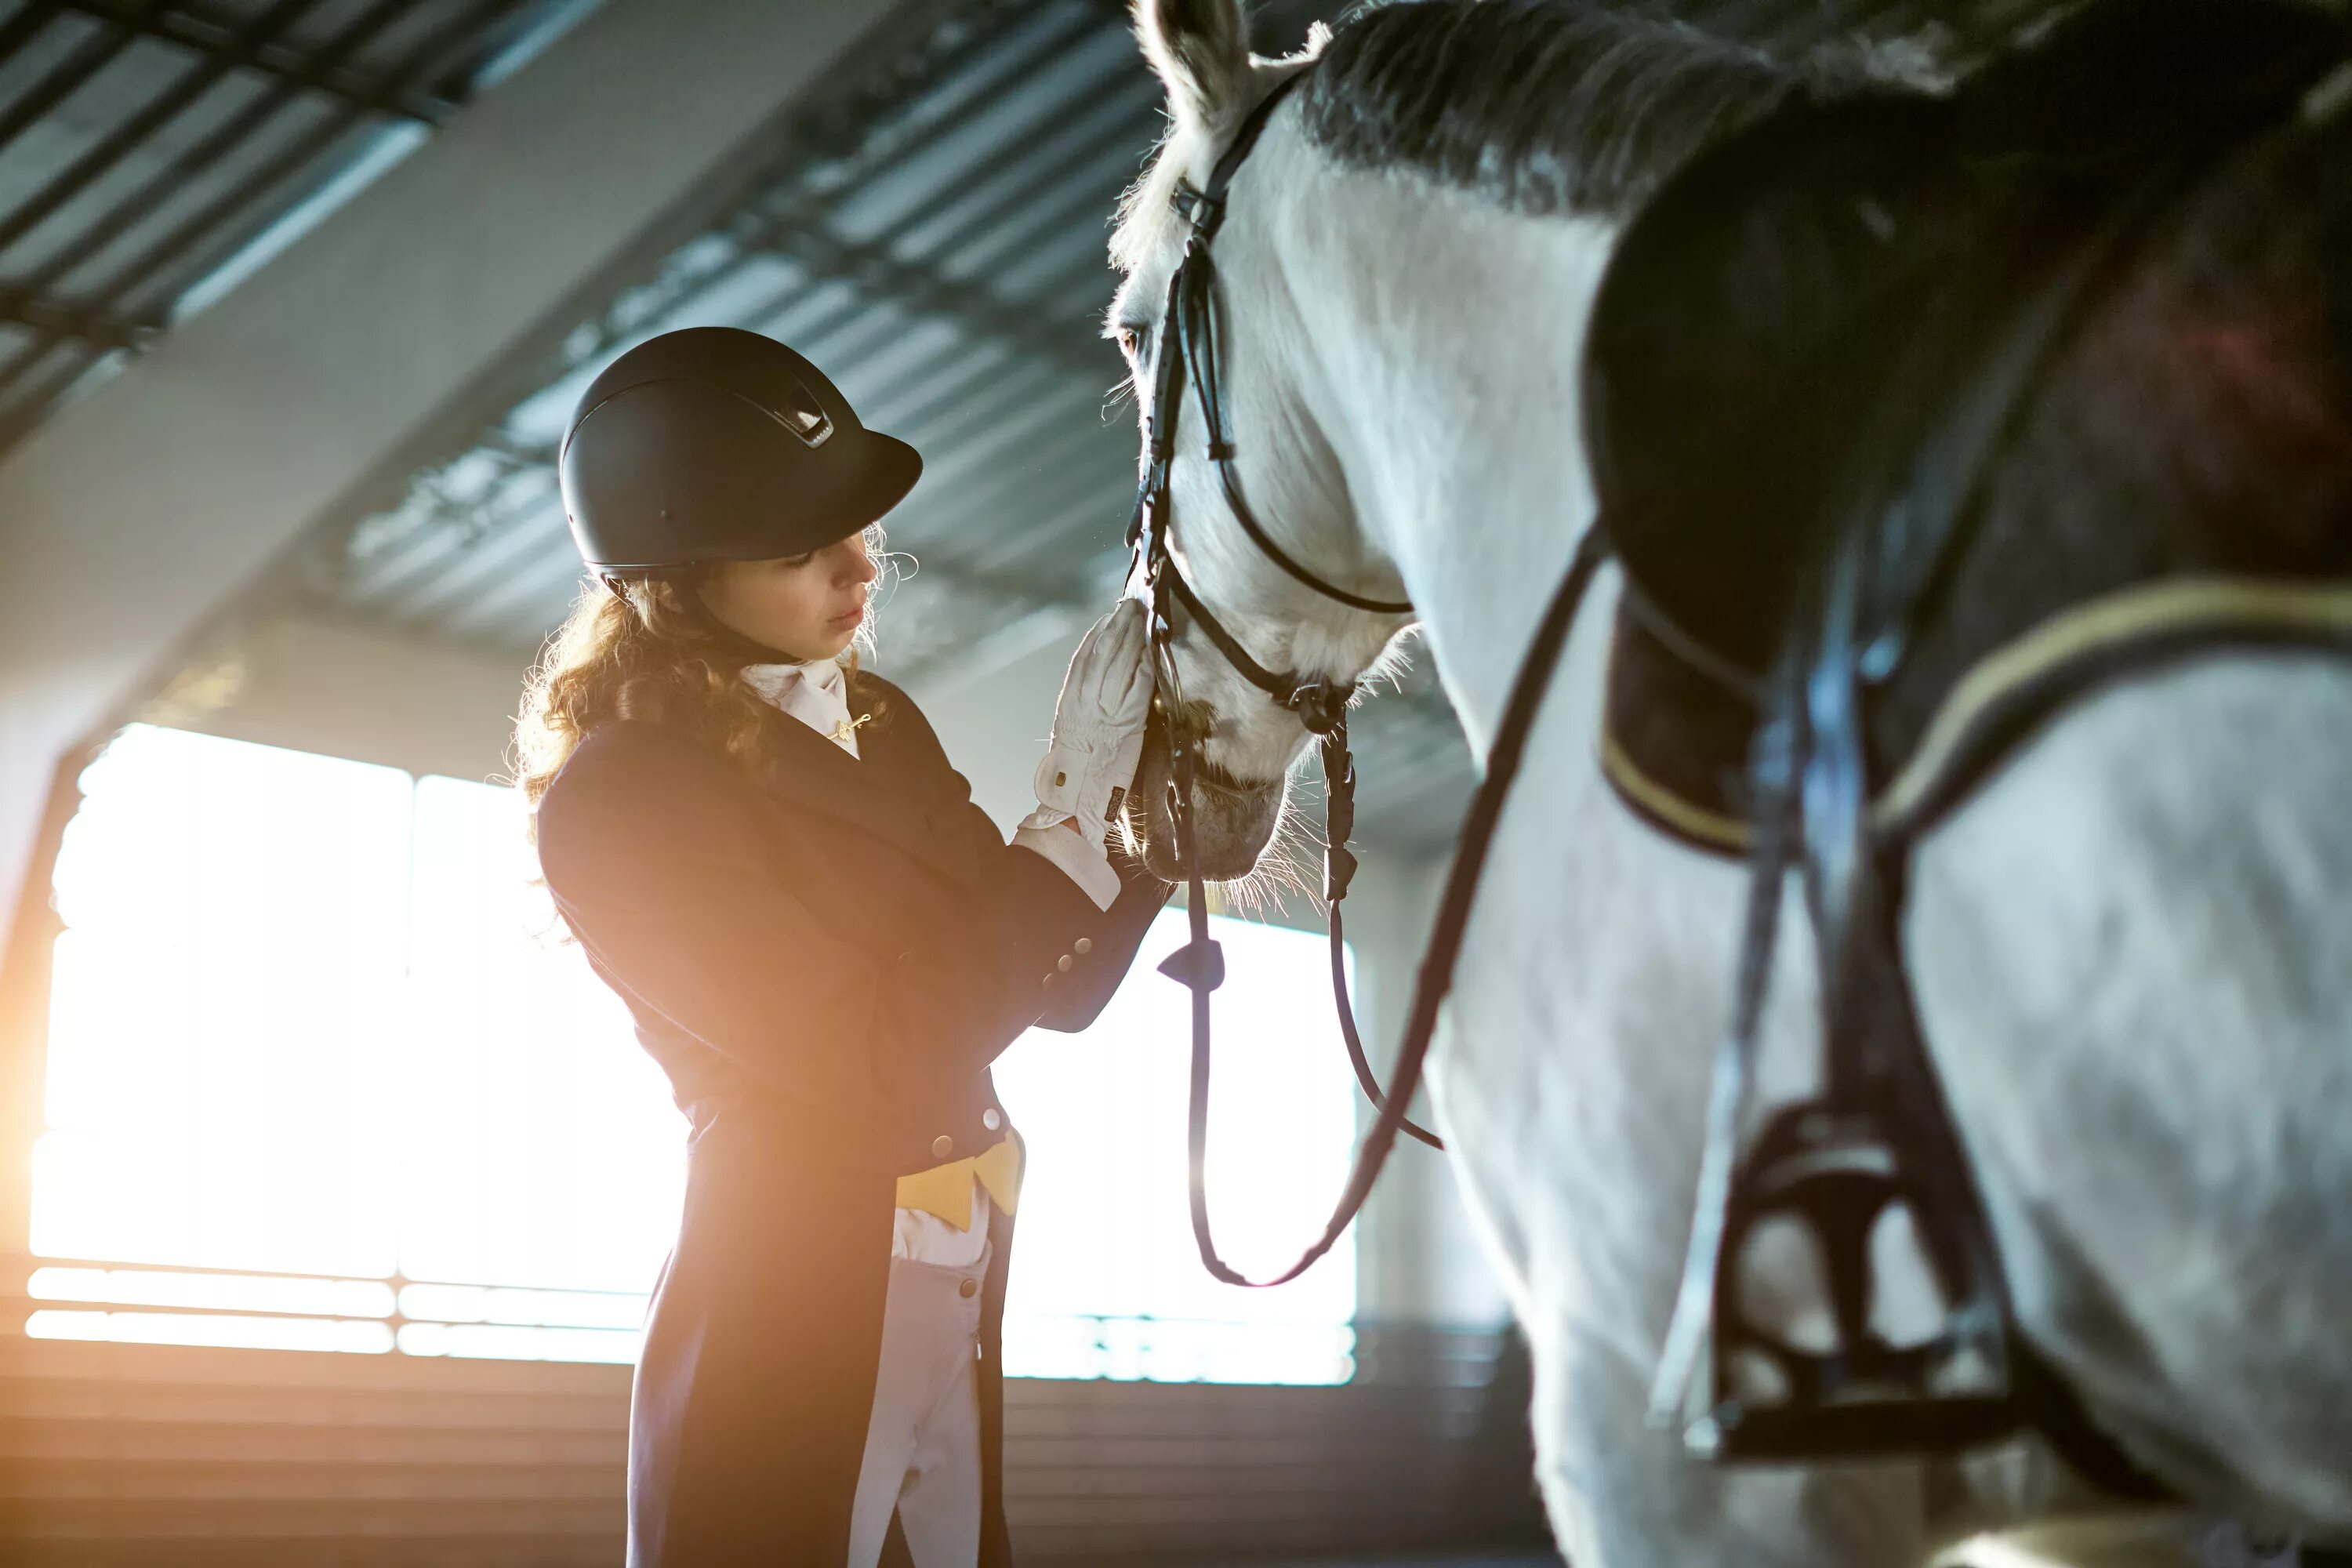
xmin=512 ymin=533 xmax=884 ymax=827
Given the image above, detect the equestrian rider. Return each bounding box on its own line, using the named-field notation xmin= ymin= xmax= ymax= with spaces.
xmin=518 ymin=327 xmax=1171 ymax=1567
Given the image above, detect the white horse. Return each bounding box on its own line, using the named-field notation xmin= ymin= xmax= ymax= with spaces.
xmin=1103 ymin=1 xmax=2352 ymax=1564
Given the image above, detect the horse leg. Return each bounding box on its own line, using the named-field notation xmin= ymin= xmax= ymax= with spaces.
xmin=1435 ymin=977 xmax=1934 ymax=1566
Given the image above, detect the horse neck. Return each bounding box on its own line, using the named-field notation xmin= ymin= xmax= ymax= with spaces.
xmin=1271 ymin=151 xmax=1622 ymax=754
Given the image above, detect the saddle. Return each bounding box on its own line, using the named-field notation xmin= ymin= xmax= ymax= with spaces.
xmin=1588 ymin=0 xmax=2352 ymax=857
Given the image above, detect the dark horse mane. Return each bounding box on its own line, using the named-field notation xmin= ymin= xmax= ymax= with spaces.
xmin=1296 ymin=0 xmax=1860 ymax=217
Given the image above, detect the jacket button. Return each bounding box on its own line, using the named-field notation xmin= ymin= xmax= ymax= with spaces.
xmin=982 ymin=1109 xmax=1001 ymax=1131
xmin=931 ymin=1135 xmax=953 ymax=1160
xmin=1074 ymin=938 xmax=1093 ymax=955
xmin=1056 ymin=954 xmax=1073 ymax=972
xmin=958 ymin=1277 xmax=978 ymax=1299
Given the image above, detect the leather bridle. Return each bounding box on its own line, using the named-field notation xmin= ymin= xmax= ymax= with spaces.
xmin=1123 ymin=67 xmax=1453 ymax=1291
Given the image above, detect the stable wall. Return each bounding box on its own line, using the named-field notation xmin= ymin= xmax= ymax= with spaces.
xmin=0 ymin=1323 xmax=1548 ymax=1564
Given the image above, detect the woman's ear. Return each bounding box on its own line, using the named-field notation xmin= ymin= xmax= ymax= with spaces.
xmin=1134 ymin=0 xmax=1250 ymax=132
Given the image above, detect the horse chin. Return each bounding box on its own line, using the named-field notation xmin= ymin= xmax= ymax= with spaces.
xmin=1124 ymin=725 xmax=1285 ymax=883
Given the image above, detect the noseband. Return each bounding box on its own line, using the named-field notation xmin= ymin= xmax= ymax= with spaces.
xmin=1124 ymin=67 xmax=1447 ymax=1291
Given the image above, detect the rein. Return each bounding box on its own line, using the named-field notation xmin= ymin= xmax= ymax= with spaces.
xmin=1128 ymin=68 xmax=1446 ymax=1290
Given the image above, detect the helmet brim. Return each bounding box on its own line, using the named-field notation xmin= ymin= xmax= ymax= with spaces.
xmin=849 ymin=430 xmax=923 ymax=534
xmin=695 ymin=426 xmax=921 ymax=562
xmin=579 ymin=427 xmax=924 ymax=572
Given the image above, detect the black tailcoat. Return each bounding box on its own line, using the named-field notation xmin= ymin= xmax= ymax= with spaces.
xmin=535 ymin=672 xmax=1170 ymax=1566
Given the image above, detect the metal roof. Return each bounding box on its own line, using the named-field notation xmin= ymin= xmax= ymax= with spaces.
xmin=0 ymin=0 xmax=599 ymax=452
xmin=271 ymin=0 xmax=2059 ymax=848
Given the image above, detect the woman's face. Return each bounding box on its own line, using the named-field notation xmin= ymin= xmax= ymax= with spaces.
xmin=702 ymin=532 xmax=878 ymax=661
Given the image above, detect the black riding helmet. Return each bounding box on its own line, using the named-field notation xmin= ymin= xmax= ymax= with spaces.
xmin=559 ymin=327 xmax=921 ymax=576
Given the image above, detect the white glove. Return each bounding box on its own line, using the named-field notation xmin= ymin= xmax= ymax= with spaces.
xmin=1022 ymin=597 xmax=1152 ymax=848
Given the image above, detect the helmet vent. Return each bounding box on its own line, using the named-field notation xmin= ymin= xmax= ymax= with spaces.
xmin=775 ymin=375 xmax=834 ymax=448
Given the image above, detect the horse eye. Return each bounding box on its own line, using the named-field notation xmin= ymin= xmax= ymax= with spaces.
xmin=1116 ymin=326 xmax=1141 ymax=359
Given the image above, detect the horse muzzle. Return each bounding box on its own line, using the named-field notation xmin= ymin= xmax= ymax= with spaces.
xmin=1124 ymin=719 xmax=1286 ymax=883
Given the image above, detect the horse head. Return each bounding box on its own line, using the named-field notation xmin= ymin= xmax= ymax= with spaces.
xmin=1108 ymin=0 xmax=1415 ymax=883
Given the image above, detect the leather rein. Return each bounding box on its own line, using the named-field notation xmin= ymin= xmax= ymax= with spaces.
xmin=1126 ymin=69 xmax=1462 ymax=1291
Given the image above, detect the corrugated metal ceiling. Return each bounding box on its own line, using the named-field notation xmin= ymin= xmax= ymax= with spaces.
xmin=0 ymin=0 xmax=599 ymax=452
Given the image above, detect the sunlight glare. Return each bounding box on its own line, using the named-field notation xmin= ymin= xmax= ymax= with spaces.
xmin=991 ymin=908 xmax=1359 ymax=1384
xmin=34 ymin=728 xmax=1360 ymax=1381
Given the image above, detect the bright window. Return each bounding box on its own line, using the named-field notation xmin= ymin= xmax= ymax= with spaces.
xmin=993 ymin=909 xmax=1357 ymax=1384
xmin=29 ymin=726 xmax=1358 ymax=1381
xmin=32 ymin=725 xmax=681 ymax=1363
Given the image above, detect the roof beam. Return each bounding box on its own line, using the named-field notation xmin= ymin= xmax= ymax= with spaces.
xmin=0 ymin=293 xmax=156 ymax=353
xmin=54 ymin=0 xmax=466 ymax=124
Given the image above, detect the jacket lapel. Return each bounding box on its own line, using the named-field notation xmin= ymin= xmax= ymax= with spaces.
xmin=749 ymin=691 xmax=983 ymax=888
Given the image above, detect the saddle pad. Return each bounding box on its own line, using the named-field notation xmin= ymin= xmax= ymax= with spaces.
xmin=1601 ymin=580 xmax=2352 ymax=858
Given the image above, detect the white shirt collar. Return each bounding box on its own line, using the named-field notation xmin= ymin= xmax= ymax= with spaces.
xmin=742 ymin=659 xmax=862 ymax=758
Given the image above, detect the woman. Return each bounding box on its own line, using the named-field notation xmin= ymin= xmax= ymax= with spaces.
xmin=517 ymin=327 xmax=1171 ymax=1567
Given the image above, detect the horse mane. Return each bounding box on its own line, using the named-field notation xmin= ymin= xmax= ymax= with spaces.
xmin=1109 ymin=2 xmax=1925 ymax=273
xmin=1295 ymin=0 xmax=1851 ymax=217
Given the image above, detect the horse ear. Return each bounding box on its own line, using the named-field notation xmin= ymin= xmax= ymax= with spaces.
xmin=1135 ymin=0 xmax=1250 ymax=129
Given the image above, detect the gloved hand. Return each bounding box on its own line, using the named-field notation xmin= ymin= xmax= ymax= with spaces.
xmin=1022 ymin=598 xmax=1153 ymax=848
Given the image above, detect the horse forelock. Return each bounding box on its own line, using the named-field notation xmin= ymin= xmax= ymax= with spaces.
xmin=1294 ymin=0 xmax=1828 ymax=218
xmin=1109 ymin=45 xmax=1330 ymax=279
xmin=1108 ymin=111 xmax=1192 ymax=278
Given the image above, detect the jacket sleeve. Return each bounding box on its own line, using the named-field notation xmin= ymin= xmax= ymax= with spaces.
xmin=535 ymin=726 xmax=1106 ymax=1123
xmin=925 ymin=739 xmax=1174 ymax=1034
xmin=1034 ymin=849 xmax=1174 ymax=1033
xmin=900 ymin=688 xmax=1173 ymax=1035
